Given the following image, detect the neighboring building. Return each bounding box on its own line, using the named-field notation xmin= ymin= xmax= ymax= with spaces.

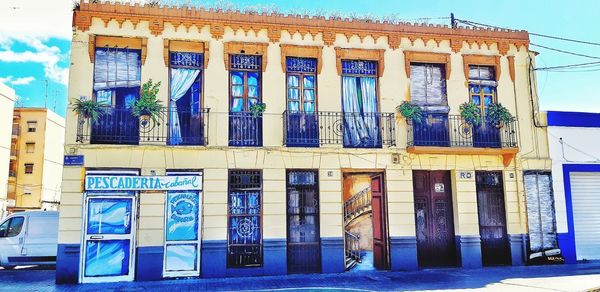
xmin=0 ymin=83 xmax=17 ymax=219
xmin=7 ymin=108 xmax=66 ymax=213
xmin=547 ymin=111 xmax=600 ymax=264
xmin=57 ymin=2 xmax=552 ymax=284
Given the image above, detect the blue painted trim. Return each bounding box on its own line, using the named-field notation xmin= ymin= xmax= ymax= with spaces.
xmin=55 ymin=244 xmax=80 ymax=284
xmin=457 ymin=235 xmax=482 ymax=268
xmin=263 ymin=239 xmax=287 ymax=276
xmin=547 ymin=111 xmax=600 ymax=128
xmin=135 ymin=246 xmax=164 ymax=281
xmin=320 ymin=237 xmax=344 ymax=273
xmin=389 ymin=236 xmax=418 ymax=271
xmin=201 ymin=240 xmax=227 ymax=278
xmin=561 ymin=164 xmax=600 ymax=263
xmin=508 ymin=234 xmax=527 ymax=266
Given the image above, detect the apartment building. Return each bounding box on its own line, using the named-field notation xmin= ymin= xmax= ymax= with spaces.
xmin=57 ymin=2 xmax=552 ymax=284
xmin=0 ymin=83 xmax=17 ymax=219
xmin=7 ymin=108 xmax=65 ymax=213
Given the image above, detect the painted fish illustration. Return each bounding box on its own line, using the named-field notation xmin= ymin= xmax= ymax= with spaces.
xmin=172 ymin=200 xmax=194 ymax=216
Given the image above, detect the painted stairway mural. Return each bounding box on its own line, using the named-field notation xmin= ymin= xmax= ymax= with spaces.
xmin=343 ymin=186 xmax=372 ymax=270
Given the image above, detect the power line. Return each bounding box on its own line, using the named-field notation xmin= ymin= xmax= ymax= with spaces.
xmin=531 ymin=43 xmax=600 ymax=60
xmin=529 ymin=32 xmax=600 ymax=47
xmin=535 ymin=61 xmax=600 ymax=71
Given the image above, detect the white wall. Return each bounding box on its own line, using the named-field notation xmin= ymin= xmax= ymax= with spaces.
xmin=0 ymin=83 xmax=16 ymax=218
xmin=548 ymin=125 xmax=600 ymax=233
xmin=41 ymin=109 xmax=65 ymax=210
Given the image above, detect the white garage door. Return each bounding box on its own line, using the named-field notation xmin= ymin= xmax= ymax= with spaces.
xmin=571 ymin=172 xmax=600 ymax=260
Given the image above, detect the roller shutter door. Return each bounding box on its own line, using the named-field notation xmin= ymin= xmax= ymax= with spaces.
xmin=570 ymin=172 xmax=600 ymax=260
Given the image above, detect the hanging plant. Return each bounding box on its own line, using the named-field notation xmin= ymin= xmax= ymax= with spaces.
xmin=71 ymin=97 xmax=109 ymax=124
xmin=249 ymin=102 xmax=267 ymax=118
xmin=131 ymin=79 xmax=164 ymax=123
xmin=459 ymin=102 xmax=482 ymax=127
xmin=395 ymin=101 xmax=424 ymax=124
xmin=486 ymin=103 xmax=514 ymax=128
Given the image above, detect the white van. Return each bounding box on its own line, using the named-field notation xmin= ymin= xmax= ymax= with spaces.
xmin=0 ymin=211 xmax=58 ymax=268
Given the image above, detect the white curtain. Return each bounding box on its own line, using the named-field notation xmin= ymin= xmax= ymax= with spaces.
xmin=170 ymin=68 xmax=201 ymax=145
xmin=93 ymin=48 xmax=141 ymax=91
xmin=342 ymin=77 xmax=368 ymax=146
xmin=360 ymin=77 xmax=380 ymax=147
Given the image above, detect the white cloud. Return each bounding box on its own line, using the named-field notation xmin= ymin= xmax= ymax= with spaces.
xmin=0 ymin=0 xmax=73 ymax=40
xmin=0 ymin=36 xmax=69 ymax=86
xmin=0 ymin=75 xmax=36 ymax=86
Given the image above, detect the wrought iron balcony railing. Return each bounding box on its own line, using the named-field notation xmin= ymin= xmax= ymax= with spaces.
xmin=229 ymin=112 xmax=263 ymax=147
xmin=76 ymin=107 xmax=210 ymax=146
xmin=407 ymin=114 xmax=518 ymax=148
xmin=283 ymin=111 xmax=396 ymax=148
xmin=11 ymin=126 xmax=19 ymax=136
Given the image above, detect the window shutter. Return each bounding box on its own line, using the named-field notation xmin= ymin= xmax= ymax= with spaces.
xmin=524 ymin=171 xmax=559 ymax=255
xmin=469 ymin=65 xmax=495 ymax=81
xmin=410 ymin=64 xmax=447 ymax=107
xmin=94 ymin=48 xmax=141 ymax=91
xmin=409 ymin=64 xmax=427 ymax=105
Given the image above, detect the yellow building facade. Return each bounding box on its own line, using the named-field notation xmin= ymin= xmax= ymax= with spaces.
xmin=57 ymin=2 xmax=550 ymax=284
xmin=7 ymin=108 xmax=65 ymax=213
xmin=0 ymin=83 xmax=17 ymax=219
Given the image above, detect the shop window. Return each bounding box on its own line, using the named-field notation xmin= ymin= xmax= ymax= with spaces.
xmin=26 ymin=142 xmax=35 ymax=153
xmin=24 ymin=163 xmax=33 ymax=174
xmin=227 ymin=170 xmax=262 ymax=268
xmin=27 ymin=121 xmax=37 ymax=132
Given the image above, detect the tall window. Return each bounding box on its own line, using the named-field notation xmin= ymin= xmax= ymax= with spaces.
xmin=285 ymin=57 xmax=319 ymax=147
xmin=409 ymin=63 xmax=449 ymax=147
xmin=341 ymin=60 xmax=380 ymax=148
xmin=169 ymin=52 xmax=203 ymax=146
xmin=227 ymin=170 xmax=262 ymax=268
xmin=92 ymin=47 xmax=142 ymax=144
xmin=469 ymin=65 xmax=497 ymax=115
xmin=229 ymin=55 xmax=262 ymax=146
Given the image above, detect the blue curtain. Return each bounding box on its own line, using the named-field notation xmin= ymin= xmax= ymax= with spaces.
xmin=342 ymin=76 xmax=380 ymax=147
xmin=170 ymin=68 xmax=201 ymax=145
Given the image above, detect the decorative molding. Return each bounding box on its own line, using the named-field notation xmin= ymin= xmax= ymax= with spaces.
xmin=507 ymin=56 xmax=516 ymax=82
xmin=334 ymin=47 xmax=385 ymax=77
xmin=404 ymin=51 xmax=451 ymax=79
xmin=73 ymin=3 xmax=530 ymax=50
xmin=163 ymin=40 xmax=209 ymax=68
xmin=280 ymin=44 xmax=323 ymax=74
xmin=223 ymin=41 xmax=269 ymax=71
xmin=498 ymin=41 xmax=510 ymax=55
xmin=388 ymin=34 xmax=401 ymax=49
xmin=88 ymin=35 xmax=148 ymax=65
xmin=462 ymin=54 xmax=501 ymax=82
xmin=267 ymin=27 xmax=282 ymax=43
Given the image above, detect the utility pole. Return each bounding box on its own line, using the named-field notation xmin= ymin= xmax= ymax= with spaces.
xmin=450 ymin=13 xmax=457 ymax=29
xmin=44 ymin=79 xmax=48 ymax=108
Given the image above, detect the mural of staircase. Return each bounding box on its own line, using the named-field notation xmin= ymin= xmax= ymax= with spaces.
xmin=343 ymin=186 xmax=372 ymax=270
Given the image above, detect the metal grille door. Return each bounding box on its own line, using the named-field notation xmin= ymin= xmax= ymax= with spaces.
xmin=286 ymin=170 xmax=321 ymax=273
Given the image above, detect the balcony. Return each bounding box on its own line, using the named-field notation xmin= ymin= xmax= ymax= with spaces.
xmin=8 ymin=170 xmax=17 ymax=178
xmin=229 ymin=112 xmax=262 ymax=147
xmin=76 ymin=107 xmax=210 ymax=146
xmin=407 ymin=114 xmax=519 ymax=166
xmin=283 ymin=111 xmax=396 ymax=148
xmin=10 ymin=149 xmax=18 ymax=160
xmin=11 ymin=126 xmax=19 ymax=138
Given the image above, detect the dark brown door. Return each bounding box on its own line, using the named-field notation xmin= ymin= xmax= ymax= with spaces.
xmin=371 ymin=173 xmax=389 ymax=270
xmin=413 ymin=170 xmax=456 ymax=267
xmin=476 ymin=171 xmax=510 ymax=266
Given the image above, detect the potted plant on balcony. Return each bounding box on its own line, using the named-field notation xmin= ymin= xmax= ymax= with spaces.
xmin=486 ymin=103 xmax=514 ymax=128
xmin=131 ymin=79 xmax=164 ymax=126
xmin=249 ymin=102 xmax=267 ymax=118
xmin=459 ymin=102 xmax=482 ymax=127
xmin=71 ymin=97 xmax=109 ymax=124
xmin=396 ymin=101 xmax=424 ymax=124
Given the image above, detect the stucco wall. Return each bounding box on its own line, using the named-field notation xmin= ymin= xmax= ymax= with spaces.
xmin=0 ymin=83 xmax=16 ymax=219
xmin=41 ymin=110 xmax=65 ymax=210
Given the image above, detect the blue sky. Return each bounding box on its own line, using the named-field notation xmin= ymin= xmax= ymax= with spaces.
xmin=1 ymin=0 xmax=599 ymax=117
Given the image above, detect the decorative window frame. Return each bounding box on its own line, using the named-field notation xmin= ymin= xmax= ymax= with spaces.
xmin=462 ymin=54 xmax=501 ymax=82
xmin=404 ymin=51 xmax=451 ymax=80
xmin=280 ymin=44 xmax=323 ymax=74
xmin=163 ymin=40 xmax=209 ymax=69
xmin=224 ymin=42 xmax=269 ymax=72
xmin=88 ymin=34 xmax=148 ymax=64
xmin=334 ymin=48 xmax=385 ymax=77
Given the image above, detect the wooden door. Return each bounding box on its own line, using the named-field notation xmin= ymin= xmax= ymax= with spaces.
xmin=476 ymin=171 xmax=510 ymax=266
xmin=371 ymin=173 xmax=389 ymax=270
xmin=413 ymin=170 xmax=456 ymax=267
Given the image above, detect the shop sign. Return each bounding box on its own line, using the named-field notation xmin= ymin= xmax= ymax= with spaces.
xmin=85 ymin=175 xmax=202 ymax=191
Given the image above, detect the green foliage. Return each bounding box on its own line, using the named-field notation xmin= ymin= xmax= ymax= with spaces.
xmin=460 ymin=102 xmax=482 ymax=127
xmin=71 ymin=98 xmax=108 ymax=124
xmin=486 ymin=103 xmax=514 ymax=127
xmin=249 ymin=102 xmax=267 ymax=118
xmin=131 ymin=79 xmax=164 ymax=123
xmin=396 ymin=101 xmax=424 ymax=124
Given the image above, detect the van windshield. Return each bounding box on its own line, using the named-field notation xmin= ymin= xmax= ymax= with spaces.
xmin=0 ymin=220 xmax=8 ymax=237
xmin=0 ymin=217 xmax=25 ymax=237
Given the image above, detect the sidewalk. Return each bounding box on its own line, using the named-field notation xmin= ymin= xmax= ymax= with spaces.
xmin=1 ymin=262 xmax=600 ymax=292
